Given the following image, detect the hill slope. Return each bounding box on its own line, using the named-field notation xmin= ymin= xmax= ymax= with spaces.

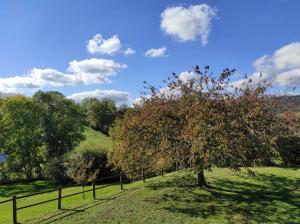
xmin=30 ymin=167 xmax=300 ymax=224
xmin=76 ymin=127 xmax=114 ymax=152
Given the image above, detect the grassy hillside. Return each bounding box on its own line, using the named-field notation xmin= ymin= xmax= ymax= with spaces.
xmin=281 ymin=95 xmax=300 ymax=114
xmin=0 ymin=179 xmax=136 ymax=224
xmin=26 ymin=167 xmax=300 ymax=224
xmin=0 ymin=127 xmax=114 ymax=223
xmin=76 ymin=127 xmax=114 ymax=152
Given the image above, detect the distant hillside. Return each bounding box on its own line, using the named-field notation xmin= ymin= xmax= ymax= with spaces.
xmin=76 ymin=127 xmax=114 ymax=152
xmin=280 ymin=95 xmax=300 ymax=113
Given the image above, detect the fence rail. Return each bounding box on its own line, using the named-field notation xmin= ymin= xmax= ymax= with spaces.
xmin=0 ymin=167 xmax=166 ymax=224
xmin=0 ymin=198 xmax=13 ymax=205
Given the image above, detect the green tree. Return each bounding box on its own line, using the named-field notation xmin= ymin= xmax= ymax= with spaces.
xmin=0 ymin=95 xmax=43 ymax=179
xmin=32 ymin=91 xmax=86 ymax=159
xmin=84 ymin=98 xmax=117 ymax=135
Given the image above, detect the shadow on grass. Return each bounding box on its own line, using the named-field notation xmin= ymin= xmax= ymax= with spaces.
xmin=0 ymin=181 xmax=55 ymax=198
xmin=146 ymin=169 xmax=300 ymax=223
xmin=29 ymin=187 xmax=141 ymax=224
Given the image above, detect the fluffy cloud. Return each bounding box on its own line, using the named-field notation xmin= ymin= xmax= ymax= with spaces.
xmin=160 ymin=4 xmax=217 ymax=45
xmin=68 ymin=58 xmax=127 ymax=84
xmin=0 ymin=58 xmax=127 ymax=93
xmin=232 ymin=42 xmax=300 ymax=88
xmin=254 ymin=42 xmax=300 ymax=86
xmin=87 ymin=34 xmax=121 ymax=55
xmin=178 ymin=71 xmax=199 ymax=82
xmin=144 ymin=47 xmax=167 ymax=58
xmin=123 ymin=47 xmax=136 ymax=56
xmin=67 ymin=89 xmax=131 ymax=106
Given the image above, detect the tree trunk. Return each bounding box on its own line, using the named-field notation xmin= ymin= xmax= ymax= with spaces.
xmin=197 ymin=169 xmax=207 ymax=187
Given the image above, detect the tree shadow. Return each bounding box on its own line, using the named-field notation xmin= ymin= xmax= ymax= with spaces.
xmin=28 ymin=187 xmax=141 ymax=224
xmin=146 ymin=170 xmax=300 ymax=223
xmin=0 ymin=181 xmax=55 ymax=198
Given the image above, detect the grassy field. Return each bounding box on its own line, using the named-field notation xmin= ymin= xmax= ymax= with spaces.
xmin=0 ymin=178 xmax=132 ymax=224
xmin=13 ymin=167 xmax=299 ymax=224
xmin=76 ymin=127 xmax=113 ymax=152
xmin=0 ymin=127 xmax=115 ymax=224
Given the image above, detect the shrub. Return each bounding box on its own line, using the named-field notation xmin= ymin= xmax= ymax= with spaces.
xmin=65 ymin=149 xmax=109 ymax=197
xmin=277 ymin=136 xmax=300 ymax=166
xmin=43 ymin=157 xmax=68 ymax=184
xmin=66 ymin=148 xmax=110 ymax=181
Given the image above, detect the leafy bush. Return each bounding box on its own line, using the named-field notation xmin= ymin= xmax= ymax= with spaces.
xmin=277 ymin=136 xmax=300 ymax=166
xmin=66 ymin=148 xmax=110 ymax=181
xmin=43 ymin=157 xmax=68 ymax=184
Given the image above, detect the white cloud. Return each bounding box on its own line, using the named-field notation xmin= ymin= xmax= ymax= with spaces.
xmin=0 ymin=91 xmax=15 ymax=98
xmin=67 ymin=89 xmax=131 ymax=106
xmin=232 ymin=42 xmax=300 ymax=88
xmin=275 ymin=69 xmax=300 ymax=86
xmin=178 ymin=71 xmax=199 ymax=82
xmin=87 ymin=34 xmax=121 ymax=55
xmin=123 ymin=47 xmax=136 ymax=56
xmin=144 ymin=47 xmax=167 ymax=58
xmin=160 ymin=4 xmax=217 ymax=45
xmin=68 ymin=58 xmax=127 ymax=84
xmin=0 ymin=58 xmax=127 ymax=93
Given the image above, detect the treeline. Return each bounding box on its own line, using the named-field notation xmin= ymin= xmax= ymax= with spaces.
xmin=0 ymin=91 xmax=127 ymax=184
xmin=81 ymin=97 xmax=128 ymax=135
xmin=109 ymin=66 xmax=300 ymax=186
xmin=1 ymin=65 xmax=299 ymax=187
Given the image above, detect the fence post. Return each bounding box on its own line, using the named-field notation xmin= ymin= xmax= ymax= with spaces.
xmin=12 ymin=195 xmax=17 ymax=224
xmin=142 ymin=168 xmax=145 ymax=182
xmin=92 ymin=181 xmax=96 ymax=199
xmin=58 ymin=187 xmax=62 ymax=210
xmin=120 ymin=172 xmax=123 ymax=190
xmin=161 ymin=169 xmax=164 ymax=177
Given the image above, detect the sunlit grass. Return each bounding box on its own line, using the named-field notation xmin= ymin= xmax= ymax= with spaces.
xmin=28 ymin=167 xmax=300 ymax=224
xmin=1 ymin=167 xmax=299 ymax=224
xmin=76 ymin=127 xmax=113 ymax=152
xmin=0 ymin=179 xmax=135 ymax=223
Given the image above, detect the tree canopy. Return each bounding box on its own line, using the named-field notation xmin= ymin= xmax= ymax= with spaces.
xmin=82 ymin=98 xmax=118 ymax=135
xmin=110 ymin=66 xmax=289 ymax=186
xmin=32 ymin=91 xmax=86 ymax=159
xmin=0 ymin=95 xmax=43 ymax=179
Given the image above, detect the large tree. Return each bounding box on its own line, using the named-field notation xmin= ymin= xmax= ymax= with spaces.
xmin=110 ymin=66 xmax=287 ymax=187
xmin=32 ymin=91 xmax=86 ymax=159
xmin=0 ymin=95 xmax=43 ymax=179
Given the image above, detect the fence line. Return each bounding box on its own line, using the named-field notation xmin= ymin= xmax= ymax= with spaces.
xmin=0 ymin=167 xmax=167 ymax=224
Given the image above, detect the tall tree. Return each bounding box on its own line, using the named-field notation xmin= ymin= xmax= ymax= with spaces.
xmin=32 ymin=91 xmax=86 ymax=159
xmin=110 ymin=66 xmax=287 ymax=187
xmin=0 ymin=95 xmax=43 ymax=179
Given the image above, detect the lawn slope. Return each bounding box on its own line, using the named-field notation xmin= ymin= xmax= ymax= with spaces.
xmin=0 ymin=127 xmax=114 ymax=224
xmin=76 ymin=127 xmax=113 ymax=152
xmin=29 ymin=167 xmax=300 ymax=224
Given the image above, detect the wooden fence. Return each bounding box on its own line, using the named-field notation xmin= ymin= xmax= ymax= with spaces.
xmin=0 ymin=168 xmax=165 ymax=224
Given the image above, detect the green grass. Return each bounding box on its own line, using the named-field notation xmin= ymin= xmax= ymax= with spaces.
xmin=0 ymin=127 xmax=114 ymax=223
xmin=76 ymin=127 xmax=114 ymax=152
xmin=0 ymin=179 xmax=131 ymax=224
xmin=17 ymin=167 xmax=300 ymax=224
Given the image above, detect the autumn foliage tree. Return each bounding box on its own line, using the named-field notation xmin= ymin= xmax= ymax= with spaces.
xmin=66 ymin=150 xmax=100 ymax=198
xmin=110 ymin=66 xmax=288 ymax=187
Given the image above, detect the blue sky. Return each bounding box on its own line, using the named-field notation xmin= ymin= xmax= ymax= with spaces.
xmin=0 ymin=0 xmax=300 ymax=105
